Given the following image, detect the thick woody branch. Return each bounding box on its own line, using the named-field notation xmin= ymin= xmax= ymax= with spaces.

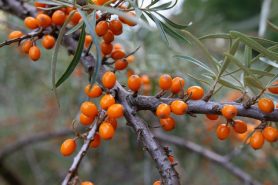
xmin=155 ymin=132 xmax=262 ymax=185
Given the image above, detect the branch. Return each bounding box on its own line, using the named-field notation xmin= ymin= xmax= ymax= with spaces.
xmin=131 ymin=96 xmax=278 ymax=122
xmin=61 ymin=111 xmax=106 ymax=185
xmin=155 ymin=131 xmax=262 ymax=185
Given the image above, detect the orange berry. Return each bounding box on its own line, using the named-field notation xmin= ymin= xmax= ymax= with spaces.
xmin=168 ymin=155 xmax=175 ymax=164
xmin=34 ymin=2 xmax=46 ymax=8
xmin=101 ymin=42 xmax=113 ymax=55
xmin=170 ymin=100 xmax=188 ymax=115
xmin=36 ymin=14 xmax=52 ymax=28
xmin=85 ymin=35 xmax=93 ymax=48
xmin=90 ymin=133 xmax=101 ymax=148
xmin=233 ymin=120 xmax=247 ymax=134
xmin=128 ymin=75 xmax=141 ymax=92
xmin=28 ymin=46 xmax=41 ymax=61
xmin=100 ymin=94 xmax=115 ymax=110
xmin=221 ymin=105 xmax=238 ymax=120
xmin=52 ymin=10 xmax=66 ymax=26
xmin=60 ymin=139 xmax=76 ymax=156
xmin=81 ymin=181 xmax=94 ymax=185
xmin=65 ymin=7 xmax=74 ymax=14
xmin=187 ymin=86 xmax=204 ymax=100
xmin=115 ymin=59 xmax=128 ymax=70
xmin=159 ymin=74 xmax=172 ymax=90
xmin=250 ymin=131 xmax=264 ymax=150
xmin=153 ymin=181 xmax=161 ymax=185
xmin=111 ymin=49 xmax=126 ymax=60
xmin=21 ymin=40 xmax=33 ymax=54
xmin=258 ymin=98 xmax=274 ymax=113
xmin=126 ymin=55 xmax=135 ymax=63
xmin=119 ymin=12 xmax=137 ymax=26
xmin=24 ymin=17 xmax=39 ymax=29
xmin=206 ymin=114 xmax=219 ymax=120
xmin=99 ymin=122 xmax=115 ymax=140
xmin=107 ymin=118 xmax=117 ymax=130
xmin=84 ymin=84 xmax=102 ymax=98
xmin=113 ymin=43 xmax=122 ymax=50
xmin=70 ymin=11 xmax=81 ymax=25
xmin=171 ymin=77 xmax=185 ymax=94
xmin=268 ymin=80 xmax=278 ymax=94
xmin=160 ymin=117 xmax=175 ymax=131
xmin=126 ymin=68 xmax=135 ymax=78
xmin=93 ymin=0 xmax=109 ymax=5
xmin=102 ymin=30 xmax=114 ymax=43
xmin=102 ymin=71 xmax=116 ymax=89
xmin=156 ymin=103 xmax=171 ymax=118
xmin=79 ymin=113 xmax=94 ymax=126
xmin=109 ymin=20 xmax=123 ymax=35
xmin=262 ymin=126 xmax=277 ymax=142
xmin=107 ymin=104 xmax=124 ymax=119
xmin=141 ymin=75 xmax=150 ymax=85
xmin=80 ymin=101 xmax=98 ymax=118
xmin=216 ymin=124 xmax=230 ymax=140
xmin=8 ymin=31 xmax=23 ymax=40
xmin=42 ymin=35 xmax=55 ymax=49
xmin=95 ymin=21 xmax=109 ymax=36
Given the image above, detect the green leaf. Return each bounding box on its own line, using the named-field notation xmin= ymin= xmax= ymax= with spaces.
xmin=260 ymin=57 xmax=278 ymax=68
xmin=55 ymin=24 xmax=86 ymax=88
xmin=154 ymin=11 xmax=190 ymax=29
xmin=230 ymin=31 xmax=278 ymax=61
xmin=149 ymin=0 xmax=178 ymax=10
xmin=244 ymin=76 xmax=264 ymax=90
xmin=175 ymin=55 xmax=216 ymax=75
xmin=218 ymin=78 xmax=243 ymax=91
xmin=160 ymin=21 xmax=189 ymax=43
xmin=183 ymin=72 xmax=210 ymax=85
xmin=51 ymin=10 xmax=75 ymax=104
xmin=199 ymin=33 xmax=231 ymax=40
xmin=66 ymin=20 xmax=83 ymax=35
xmin=267 ymin=20 xmax=278 ymax=32
xmin=249 ymin=69 xmax=274 ymax=77
xmin=251 ymin=44 xmax=278 ymax=64
xmin=244 ymin=45 xmax=252 ymax=67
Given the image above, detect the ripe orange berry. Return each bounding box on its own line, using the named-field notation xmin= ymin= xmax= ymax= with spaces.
xmin=85 ymin=35 xmax=93 ymax=48
xmin=233 ymin=120 xmax=247 ymax=134
xmin=187 ymin=86 xmax=204 ymax=100
xmin=107 ymin=104 xmax=124 ymax=119
xmin=80 ymin=101 xmax=98 ymax=118
xmin=221 ymin=105 xmax=238 ymax=120
xmin=113 ymin=43 xmax=122 ymax=50
xmin=115 ymin=59 xmax=128 ymax=70
xmin=93 ymin=0 xmax=109 ymax=5
xmin=119 ymin=12 xmax=137 ymax=26
xmin=60 ymin=139 xmax=77 ymax=156
xmin=156 ymin=103 xmax=171 ymax=118
xmin=159 ymin=74 xmax=172 ymax=90
xmin=216 ymin=124 xmax=230 ymax=140
xmin=42 ymin=35 xmax=55 ymax=49
xmin=21 ymin=40 xmax=33 ymax=54
xmin=80 ymin=113 xmax=94 ymax=126
xmin=101 ymin=42 xmax=113 ymax=55
xmin=99 ymin=122 xmax=115 ymax=140
xmin=170 ymin=100 xmax=188 ymax=115
xmin=102 ymin=30 xmax=114 ymax=43
xmin=153 ymin=181 xmax=161 ymax=185
xmin=8 ymin=31 xmax=23 ymax=40
xmin=262 ymin=126 xmax=277 ymax=142
xmin=268 ymin=80 xmax=278 ymax=94
xmin=128 ymin=75 xmax=141 ymax=92
xmin=70 ymin=11 xmax=82 ymax=25
xmin=109 ymin=20 xmax=123 ymax=35
xmin=126 ymin=55 xmax=135 ymax=63
xmin=171 ymin=77 xmax=185 ymax=94
xmin=102 ymin=71 xmax=116 ymax=89
xmin=111 ymin=49 xmax=126 ymax=60
xmin=168 ymin=155 xmax=175 ymax=164
xmin=258 ymin=98 xmax=274 ymax=113
xmin=34 ymin=2 xmax=46 ymax=8
xmin=160 ymin=117 xmax=175 ymax=131
xmin=36 ymin=14 xmax=52 ymax=28
xmin=24 ymin=17 xmax=39 ymax=29
xmin=141 ymin=75 xmax=151 ymax=85
xmin=84 ymin=84 xmax=102 ymax=98
xmin=90 ymin=133 xmax=101 ymax=148
xmin=100 ymin=94 xmax=115 ymax=110
xmin=250 ymin=131 xmax=264 ymax=150
xmin=206 ymin=114 xmax=219 ymax=120
xmin=52 ymin=10 xmax=66 ymax=26
xmin=107 ymin=118 xmax=117 ymax=130
xmin=28 ymin=46 xmax=41 ymax=61
xmin=95 ymin=21 xmax=109 ymax=36
xmin=81 ymin=181 xmax=94 ymax=185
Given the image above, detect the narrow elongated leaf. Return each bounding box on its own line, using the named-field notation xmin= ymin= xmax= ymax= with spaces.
xmin=260 ymin=57 xmax=278 ymax=68
xmin=267 ymin=20 xmax=278 ymax=32
xmin=218 ymin=78 xmax=243 ymax=91
xmin=251 ymin=44 xmax=278 ymax=64
xmin=175 ymin=55 xmax=216 ymax=75
xmin=55 ymin=24 xmax=86 ymax=88
xmin=160 ymin=21 xmax=189 ymax=43
xmin=244 ymin=76 xmax=264 ymax=90
xmin=244 ymin=45 xmax=252 ymax=67
xmin=230 ymin=31 xmax=278 ymax=61
xmin=249 ymin=69 xmax=274 ymax=77
xmin=147 ymin=13 xmax=169 ymax=45
xmin=155 ymin=11 xmax=190 ymax=29
xmin=149 ymin=0 xmax=178 ymax=10
xmin=66 ymin=21 xmax=83 ymax=35
xmin=184 ymin=73 xmax=210 ymax=85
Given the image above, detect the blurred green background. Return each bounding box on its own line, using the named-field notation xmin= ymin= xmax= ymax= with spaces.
xmin=0 ymin=0 xmax=277 ymax=185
